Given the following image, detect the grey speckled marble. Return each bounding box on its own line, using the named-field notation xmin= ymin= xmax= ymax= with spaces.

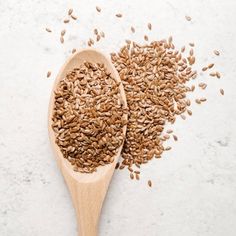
xmin=1 ymin=0 xmax=236 ymax=235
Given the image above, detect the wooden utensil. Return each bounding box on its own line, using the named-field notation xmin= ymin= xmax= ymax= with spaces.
xmin=48 ymin=48 xmax=127 ymax=236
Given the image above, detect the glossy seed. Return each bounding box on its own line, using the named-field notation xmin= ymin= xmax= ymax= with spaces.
xmin=148 ymin=180 xmax=152 ymax=187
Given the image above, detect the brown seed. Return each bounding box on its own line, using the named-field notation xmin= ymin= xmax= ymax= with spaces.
xmin=94 ymin=29 xmax=98 ymax=35
xmin=96 ymin=6 xmax=101 ymax=12
xmin=208 ymin=63 xmax=214 ymax=69
xmin=60 ymin=36 xmax=64 ymax=44
xmin=190 ymin=48 xmax=194 ymax=56
xmin=148 ymin=180 xmax=152 ymax=187
xmin=148 ymin=23 xmax=152 ymax=30
xmin=202 ymin=67 xmax=208 ymax=71
xmin=72 ymin=48 xmax=76 ymax=54
xmin=166 ymin=129 xmax=173 ymax=134
xmin=96 ymin=35 xmax=101 ymax=42
xmin=180 ymin=114 xmax=186 ymax=120
xmin=131 ymin=26 xmax=135 ymax=33
xmin=220 ymin=89 xmax=224 ymax=95
xmin=71 ymin=15 xmax=77 ymax=20
xmin=47 ymin=71 xmax=51 ymax=78
xmin=68 ymin=8 xmax=73 ymax=15
xmin=185 ymin=15 xmax=192 ymax=21
xmin=100 ymin=31 xmax=105 ymax=38
xmin=181 ymin=46 xmax=185 ymax=53
xmin=115 ymin=162 xmax=120 ymax=169
xmin=209 ymin=72 xmax=216 ymax=77
xmin=144 ymin=35 xmax=149 ymax=41
xmin=61 ymin=29 xmax=66 ymax=36
xmin=195 ymin=99 xmax=201 ymax=104
xmin=191 ymin=85 xmax=195 ymax=92
xmin=135 ymin=173 xmax=140 ymax=180
xmin=130 ymin=173 xmax=134 ymax=180
xmin=187 ymin=109 xmax=192 ymax=116
xmin=46 ymin=28 xmax=52 ymax=33
xmin=200 ymin=97 xmax=207 ymax=102
xmin=214 ymin=50 xmax=220 ymax=56
xmin=216 ymin=72 xmax=221 ymax=78
xmin=189 ymin=43 xmax=194 ymax=47
xmin=173 ymin=135 xmax=178 ymax=141
xmin=199 ymin=83 xmax=207 ymax=89
xmin=64 ymin=19 xmax=70 ymax=23
xmin=165 ymin=146 xmax=172 ymax=151
xmin=116 ymin=13 xmax=122 ymax=18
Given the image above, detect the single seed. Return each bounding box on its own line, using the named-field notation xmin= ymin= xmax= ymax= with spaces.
xmin=163 ymin=134 xmax=170 ymax=139
xmin=72 ymin=48 xmax=76 ymax=54
xmin=214 ymin=50 xmax=220 ymax=56
xmin=195 ymin=99 xmax=201 ymax=104
xmin=208 ymin=63 xmax=214 ymax=69
xmin=166 ymin=129 xmax=173 ymax=134
xmin=165 ymin=146 xmax=172 ymax=151
xmin=96 ymin=6 xmax=101 ymax=12
xmin=202 ymin=67 xmax=208 ymax=71
xmin=115 ymin=162 xmax=120 ymax=169
xmin=47 ymin=71 xmax=51 ymax=78
xmin=61 ymin=29 xmax=66 ymax=36
xmin=148 ymin=23 xmax=152 ymax=30
xmin=191 ymin=85 xmax=195 ymax=92
xmin=131 ymin=26 xmax=135 ymax=33
xmin=189 ymin=43 xmax=194 ymax=47
xmin=216 ymin=72 xmax=221 ymax=78
xmin=200 ymin=97 xmax=207 ymax=102
xmin=100 ymin=31 xmax=105 ymax=38
xmin=64 ymin=19 xmax=70 ymax=23
xmin=148 ymin=180 xmax=152 ymax=187
xmin=96 ymin=35 xmax=101 ymax=42
xmin=46 ymin=28 xmax=52 ymax=33
xmin=187 ymin=109 xmax=192 ymax=116
xmin=173 ymin=135 xmax=178 ymax=141
xmin=185 ymin=15 xmax=192 ymax=21
xmin=180 ymin=114 xmax=186 ymax=120
xmin=71 ymin=15 xmax=77 ymax=20
xmin=209 ymin=72 xmax=216 ymax=77
xmin=144 ymin=35 xmax=149 ymax=41
xmin=94 ymin=29 xmax=98 ymax=35
xmin=220 ymin=89 xmax=224 ymax=95
xmin=68 ymin=8 xmax=73 ymax=15
xmin=130 ymin=173 xmax=134 ymax=180
xmin=60 ymin=36 xmax=64 ymax=44
xmin=135 ymin=173 xmax=140 ymax=180
xmin=116 ymin=13 xmax=122 ymax=18
xmin=181 ymin=46 xmax=185 ymax=53
xmin=190 ymin=48 xmax=194 ymax=56
xmin=199 ymin=83 xmax=207 ymax=89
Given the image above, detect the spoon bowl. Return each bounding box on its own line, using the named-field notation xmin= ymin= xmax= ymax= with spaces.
xmin=48 ymin=48 xmax=127 ymax=236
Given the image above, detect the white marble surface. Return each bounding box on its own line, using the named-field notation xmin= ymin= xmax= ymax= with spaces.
xmin=1 ymin=0 xmax=236 ymax=235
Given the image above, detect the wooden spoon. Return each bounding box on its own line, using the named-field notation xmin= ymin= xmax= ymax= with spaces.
xmin=48 ymin=48 xmax=127 ymax=236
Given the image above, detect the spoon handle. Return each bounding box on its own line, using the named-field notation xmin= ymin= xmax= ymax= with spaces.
xmin=62 ymin=167 xmax=113 ymax=236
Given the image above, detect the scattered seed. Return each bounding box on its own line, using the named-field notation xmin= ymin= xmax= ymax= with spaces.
xmin=195 ymin=99 xmax=201 ymax=104
xmin=208 ymin=63 xmax=214 ymax=69
xmin=131 ymin=26 xmax=135 ymax=33
xmin=116 ymin=13 xmax=122 ymax=18
xmin=190 ymin=48 xmax=194 ymax=56
xmin=165 ymin=146 xmax=172 ymax=151
xmin=61 ymin=29 xmax=66 ymax=36
xmin=72 ymin=48 xmax=76 ymax=54
xmin=96 ymin=6 xmax=101 ymax=12
xmin=180 ymin=114 xmax=186 ymax=120
xmin=216 ymin=71 xmax=221 ymax=78
xmin=46 ymin=28 xmax=52 ymax=33
xmin=202 ymin=67 xmax=208 ymax=71
xmin=148 ymin=23 xmax=152 ymax=30
xmin=166 ymin=129 xmax=173 ymax=134
xmin=64 ymin=19 xmax=70 ymax=23
xmin=135 ymin=173 xmax=140 ymax=180
xmin=173 ymin=135 xmax=178 ymax=141
xmin=144 ymin=35 xmax=149 ymax=41
xmin=191 ymin=85 xmax=195 ymax=92
xmin=71 ymin=15 xmax=77 ymax=20
xmin=200 ymin=97 xmax=207 ymax=102
xmin=189 ymin=43 xmax=194 ymax=47
xmin=47 ymin=71 xmax=51 ymax=78
xmin=199 ymin=83 xmax=207 ymax=90
xmin=148 ymin=180 xmax=152 ymax=187
xmin=185 ymin=15 xmax=192 ymax=21
xmin=187 ymin=109 xmax=192 ymax=116
xmin=130 ymin=173 xmax=134 ymax=180
xmin=209 ymin=72 xmax=216 ymax=77
xmin=68 ymin=8 xmax=73 ymax=15
xmin=100 ymin=31 xmax=105 ymax=38
xmin=220 ymin=89 xmax=224 ymax=95
xmin=96 ymin=35 xmax=101 ymax=42
xmin=214 ymin=50 xmax=220 ymax=56
xmin=181 ymin=46 xmax=185 ymax=53
xmin=115 ymin=162 xmax=120 ymax=169
xmin=94 ymin=28 xmax=98 ymax=35
xmin=60 ymin=37 xmax=64 ymax=44
xmin=163 ymin=134 xmax=170 ymax=139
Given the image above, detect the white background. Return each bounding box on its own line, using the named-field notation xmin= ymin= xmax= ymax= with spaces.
xmin=0 ymin=0 xmax=236 ymax=235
